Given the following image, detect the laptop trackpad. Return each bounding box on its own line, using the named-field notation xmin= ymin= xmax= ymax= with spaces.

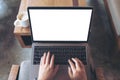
xmin=54 ymin=65 xmax=70 ymax=80
xmin=31 ymin=65 xmax=70 ymax=80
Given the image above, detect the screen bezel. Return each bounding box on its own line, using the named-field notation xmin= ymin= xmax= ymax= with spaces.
xmin=27 ymin=7 xmax=93 ymax=43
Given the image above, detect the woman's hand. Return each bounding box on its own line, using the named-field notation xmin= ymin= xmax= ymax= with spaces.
xmin=38 ymin=52 xmax=59 ymax=80
xmin=68 ymin=58 xmax=87 ymax=80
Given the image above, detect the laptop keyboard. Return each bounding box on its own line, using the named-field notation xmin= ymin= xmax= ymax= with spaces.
xmin=33 ymin=46 xmax=87 ymax=65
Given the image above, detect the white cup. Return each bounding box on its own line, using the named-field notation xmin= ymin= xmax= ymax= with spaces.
xmin=14 ymin=12 xmax=29 ymax=27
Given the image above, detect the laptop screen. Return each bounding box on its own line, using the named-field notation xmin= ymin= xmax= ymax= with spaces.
xmin=28 ymin=7 xmax=93 ymax=42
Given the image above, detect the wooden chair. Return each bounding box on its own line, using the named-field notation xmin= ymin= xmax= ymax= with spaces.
xmin=8 ymin=65 xmax=106 ymax=80
xmin=8 ymin=65 xmax=20 ymax=80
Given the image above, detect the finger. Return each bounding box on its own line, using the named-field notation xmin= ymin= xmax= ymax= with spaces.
xmin=40 ymin=53 xmax=46 ymax=65
xmin=54 ymin=65 xmax=59 ymax=75
xmin=50 ymin=54 xmax=55 ymax=68
xmin=40 ymin=56 xmax=44 ymax=65
xmin=68 ymin=59 xmax=75 ymax=71
xmin=75 ymin=58 xmax=84 ymax=68
xmin=43 ymin=52 xmax=47 ymax=64
xmin=68 ymin=66 xmax=73 ymax=79
xmin=72 ymin=58 xmax=81 ymax=70
xmin=46 ymin=51 xmax=51 ymax=64
xmin=40 ymin=56 xmax=43 ymax=66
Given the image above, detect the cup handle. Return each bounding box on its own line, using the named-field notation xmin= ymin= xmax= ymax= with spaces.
xmin=14 ymin=19 xmax=21 ymax=26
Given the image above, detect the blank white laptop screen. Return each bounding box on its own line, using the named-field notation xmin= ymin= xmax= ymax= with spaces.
xmin=28 ymin=8 xmax=92 ymax=42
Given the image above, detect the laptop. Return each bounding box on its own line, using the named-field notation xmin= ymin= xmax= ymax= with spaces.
xmin=28 ymin=7 xmax=93 ymax=80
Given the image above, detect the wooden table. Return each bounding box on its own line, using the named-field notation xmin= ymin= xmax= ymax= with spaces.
xmin=13 ymin=1 xmax=107 ymax=80
xmin=14 ymin=0 xmax=87 ymax=48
